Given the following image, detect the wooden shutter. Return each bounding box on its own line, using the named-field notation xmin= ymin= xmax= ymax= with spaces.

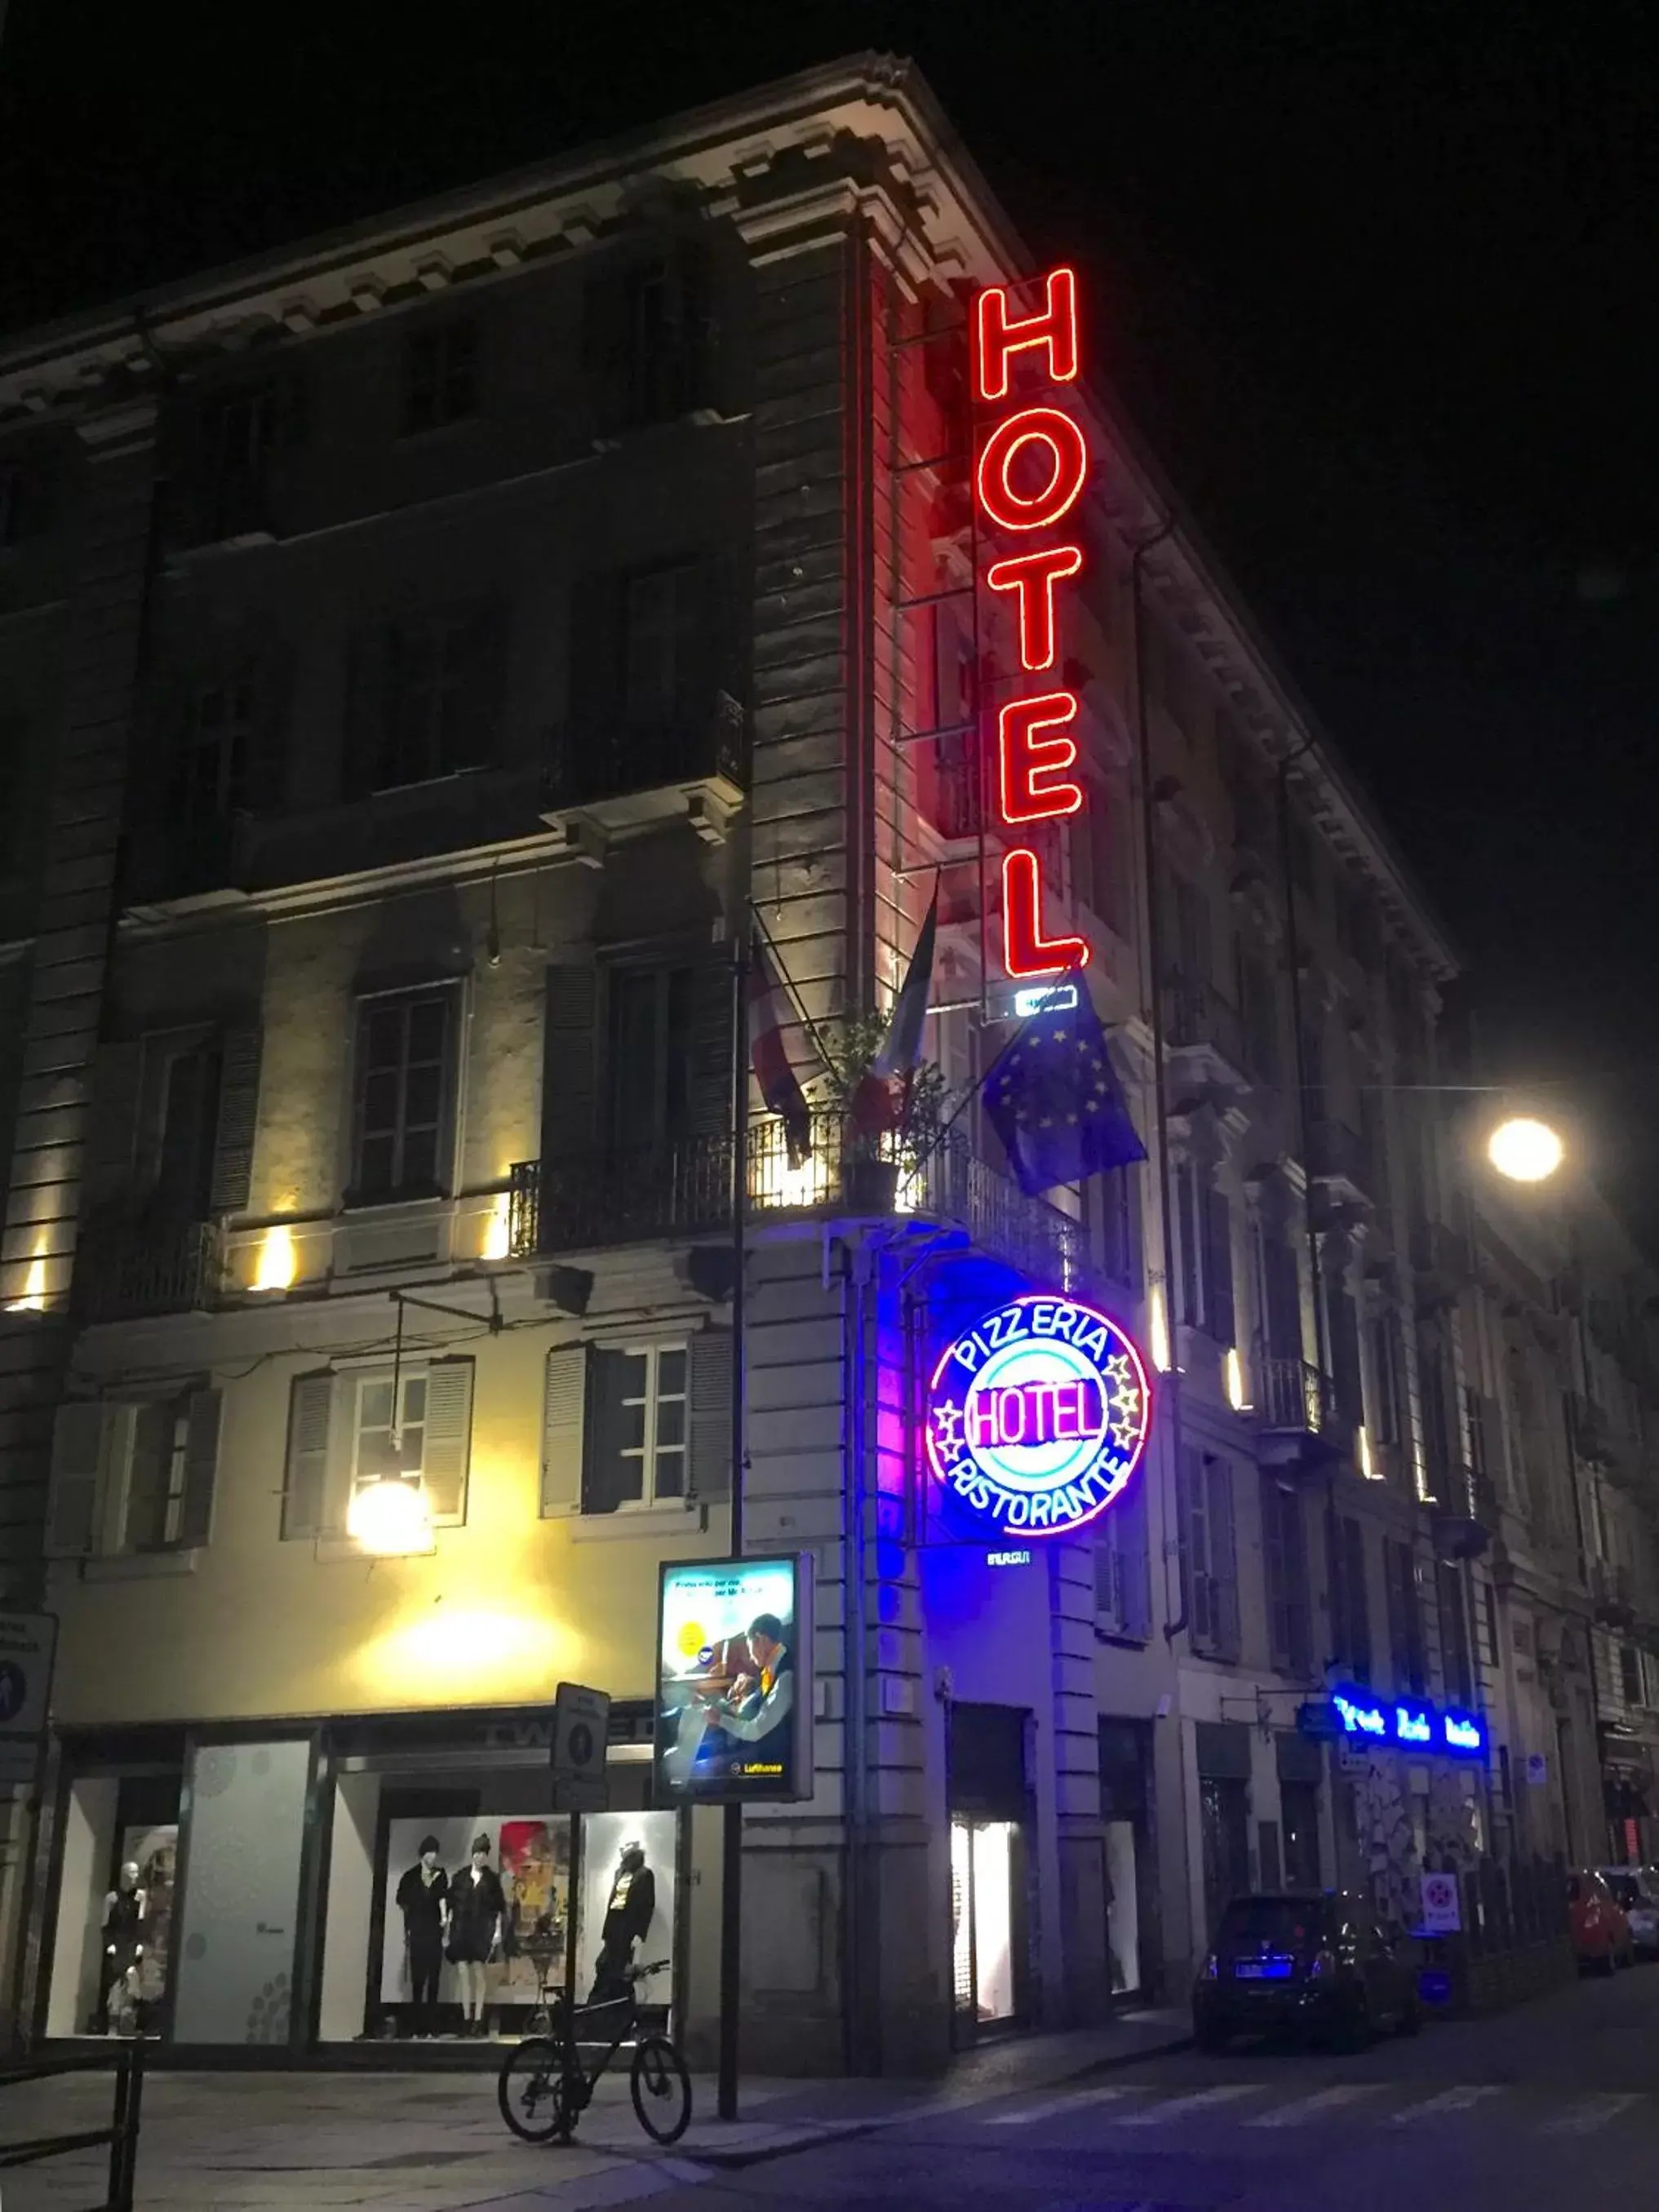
xmin=86 ymin=1040 xmax=144 ymax=1195
xmin=46 ymin=1401 xmax=108 ymax=1558
xmin=282 ymin=1372 xmax=334 ymax=1540
xmin=176 ymin=1389 xmax=222 ymax=1549
xmin=1116 ymin=1482 xmax=1151 ymax=1639
xmin=685 ymin=955 xmax=733 ymax=1138
xmin=340 ymin=625 xmax=391 ymax=800
xmin=209 ymin=1023 xmax=263 ymax=1217
xmin=422 ymin=1359 xmax=474 ymax=1525
xmin=1207 ymin=1457 xmax=1240 ymax=1660
xmin=1201 ymin=1185 xmax=1235 ymax=1345
xmin=540 ymin=1344 xmax=589 ymax=1517
xmin=541 ymin=963 xmax=598 ymax=1161
xmin=687 ymin=1327 xmax=734 ymax=1503
xmin=1175 ymin=1166 xmax=1199 ymax=1329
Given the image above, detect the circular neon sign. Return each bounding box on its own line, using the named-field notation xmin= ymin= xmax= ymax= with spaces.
xmin=926 ymin=1293 xmax=1151 ymax=1538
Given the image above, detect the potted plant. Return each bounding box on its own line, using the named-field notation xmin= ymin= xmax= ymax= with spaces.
xmin=818 ymin=1011 xmax=950 ymax=1214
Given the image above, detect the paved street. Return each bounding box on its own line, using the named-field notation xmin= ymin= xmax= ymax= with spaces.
xmin=7 ymin=1970 xmax=1659 ymax=2210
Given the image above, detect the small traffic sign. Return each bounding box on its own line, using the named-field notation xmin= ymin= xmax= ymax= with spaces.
xmin=0 ymin=1613 xmax=57 ymax=1738
xmin=551 ymin=1681 xmax=610 ymax=1812
xmin=1420 ymin=1871 xmax=1462 ymax=1935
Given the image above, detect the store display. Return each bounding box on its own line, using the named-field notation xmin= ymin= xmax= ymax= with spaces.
xmin=380 ymin=1815 xmax=569 ymax=2020
xmin=100 ymin=1862 xmax=146 ymax=2037
xmin=574 ymin=1811 xmax=675 ymax=2009
xmin=393 ymin=1837 xmax=450 ymax=2038
xmin=446 ymin=1835 xmax=508 ymax=2034
xmin=118 ymin=1824 xmax=175 ymax=2013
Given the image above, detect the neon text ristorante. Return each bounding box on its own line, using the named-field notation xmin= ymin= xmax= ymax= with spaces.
xmin=974 ymin=265 xmax=1092 ymax=982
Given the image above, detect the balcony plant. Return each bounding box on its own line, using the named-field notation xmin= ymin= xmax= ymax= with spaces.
xmin=818 ymin=1010 xmax=951 ymax=1212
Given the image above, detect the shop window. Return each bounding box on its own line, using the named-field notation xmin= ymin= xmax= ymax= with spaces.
xmin=402 ymin=318 xmax=480 ymax=436
xmin=280 ymin=1359 xmax=473 ymax=1540
xmin=540 ymin=1332 xmax=730 ymax=1518
xmin=349 ymin=989 xmax=455 ymax=1202
xmin=45 ymin=1392 xmax=221 ymax=1559
xmin=45 ymin=1770 xmax=181 ymax=2038
xmin=1180 ymin=1447 xmax=1240 ymax=1661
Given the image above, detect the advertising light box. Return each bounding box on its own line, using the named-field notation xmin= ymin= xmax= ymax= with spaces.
xmin=654 ymin=1556 xmax=814 ymax=1805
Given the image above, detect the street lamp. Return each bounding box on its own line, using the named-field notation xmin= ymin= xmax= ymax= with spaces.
xmin=1487 ymin=1115 xmax=1565 ymax=1185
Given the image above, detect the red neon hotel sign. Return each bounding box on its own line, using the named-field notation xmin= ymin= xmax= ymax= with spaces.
xmin=974 ymin=265 xmax=1093 ymax=981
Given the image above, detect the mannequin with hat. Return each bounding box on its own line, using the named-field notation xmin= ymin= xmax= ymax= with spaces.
xmin=394 ymin=1837 xmax=450 ymax=2038
xmin=446 ymin=1833 xmax=507 ymax=2036
xmin=588 ymin=1836 xmax=657 ymax=2006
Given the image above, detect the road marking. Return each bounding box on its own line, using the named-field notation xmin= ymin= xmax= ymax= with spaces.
xmin=1540 ymin=2092 xmax=1645 ymax=2135
xmin=1389 ymin=2085 xmax=1503 ymax=2125
xmin=1112 ymin=2081 xmax=1264 ymax=2126
xmin=986 ymin=2085 xmax=1136 ymax=2126
xmin=1244 ymin=2082 xmax=1385 ymax=2129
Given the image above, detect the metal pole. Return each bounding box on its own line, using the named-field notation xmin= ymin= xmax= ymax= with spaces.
xmin=562 ymin=1810 xmax=583 ymax=2055
xmin=717 ymin=925 xmax=750 ymax=2121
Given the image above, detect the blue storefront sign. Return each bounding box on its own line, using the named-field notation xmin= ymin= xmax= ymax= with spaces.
xmin=1306 ymin=1686 xmax=1488 ymax=1760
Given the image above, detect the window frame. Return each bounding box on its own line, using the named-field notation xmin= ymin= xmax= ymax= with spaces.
xmin=348 ymin=985 xmax=459 ymax=1204
xmin=582 ymin=1338 xmax=690 ymax=1516
xmin=401 ymin=317 xmax=481 ymax=437
xmin=379 ymin=601 xmax=501 ymax=790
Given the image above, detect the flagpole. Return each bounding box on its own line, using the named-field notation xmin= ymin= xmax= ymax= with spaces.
xmin=751 ymin=902 xmax=838 ymax=1075
xmin=717 ymin=915 xmax=749 ymax=2124
xmin=907 ymin=964 xmax=1087 ymax=1177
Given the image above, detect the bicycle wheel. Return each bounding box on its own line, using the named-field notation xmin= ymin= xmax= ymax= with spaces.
xmin=499 ymin=2036 xmax=577 ymax=2143
xmin=630 ymin=2032 xmax=692 ymax=2145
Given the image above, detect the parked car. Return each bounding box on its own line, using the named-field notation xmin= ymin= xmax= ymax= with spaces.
xmin=1193 ymin=1891 xmax=1420 ymax=2051
xmin=1568 ymin=1868 xmax=1634 ymax=1974
xmin=1594 ymin=1868 xmax=1658 ymax=1958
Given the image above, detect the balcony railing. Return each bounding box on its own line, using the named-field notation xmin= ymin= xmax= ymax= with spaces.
xmin=76 ymin=1214 xmax=224 ymax=1323
xmin=543 ymin=691 xmax=743 ymax=814
xmin=1253 ymin=1354 xmax=1341 ymax=1438
xmin=508 ymin=1109 xmax=1093 ymax=1292
xmin=1306 ymin=1117 xmax=1372 ymax=1195
xmin=1164 ymin=972 xmax=1247 ymax=1075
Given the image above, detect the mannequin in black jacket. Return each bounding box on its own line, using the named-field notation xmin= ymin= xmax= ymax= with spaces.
xmin=588 ymin=1838 xmax=657 ymax=2004
xmin=446 ymin=1835 xmax=506 ymax=2035
xmin=394 ymin=1837 xmax=449 ymax=2037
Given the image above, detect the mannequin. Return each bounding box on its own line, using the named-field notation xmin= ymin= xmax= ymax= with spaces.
xmin=446 ymin=1834 xmax=506 ymax=2035
xmin=394 ymin=1836 xmax=450 ymax=2037
xmin=100 ymin=1861 xmax=146 ymax=2037
xmin=588 ymin=1837 xmax=656 ymax=2005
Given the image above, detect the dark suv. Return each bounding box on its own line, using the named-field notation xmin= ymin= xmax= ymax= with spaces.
xmin=1193 ymin=1891 xmax=1420 ymax=2050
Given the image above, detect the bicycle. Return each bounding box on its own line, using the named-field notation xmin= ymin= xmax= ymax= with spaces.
xmin=497 ymin=1952 xmax=689 ymax=2148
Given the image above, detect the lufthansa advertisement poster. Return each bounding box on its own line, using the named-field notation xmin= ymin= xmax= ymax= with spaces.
xmin=654 ymin=1556 xmax=814 ymax=1804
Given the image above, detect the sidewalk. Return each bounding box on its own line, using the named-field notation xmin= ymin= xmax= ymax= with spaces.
xmin=0 ymin=2010 xmax=1190 ymax=2210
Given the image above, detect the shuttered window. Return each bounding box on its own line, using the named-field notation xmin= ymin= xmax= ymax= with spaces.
xmin=281 ymin=1359 xmax=472 ymax=1539
xmin=1261 ymin=1474 xmax=1311 ymax=1676
xmin=1095 ymin=1478 xmax=1152 ymax=1642
xmin=540 ymin=1329 xmax=730 ymax=1518
xmin=44 ymin=1391 xmax=221 ymax=1558
xmin=350 ymin=989 xmax=455 ymax=1200
xmin=1180 ymin=1446 xmax=1240 ymax=1662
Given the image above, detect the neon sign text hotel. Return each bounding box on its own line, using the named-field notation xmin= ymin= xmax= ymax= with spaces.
xmin=974 ymin=267 xmax=1092 ymax=980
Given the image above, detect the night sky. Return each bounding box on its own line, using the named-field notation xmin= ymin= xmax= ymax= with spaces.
xmin=3 ymin=1 xmax=1656 ymax=1234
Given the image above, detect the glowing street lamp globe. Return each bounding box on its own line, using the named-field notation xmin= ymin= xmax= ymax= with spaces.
xmin=1487 ymin=1115 xmax=1564 ymax=1185
xmin=348 ymin=1477 xmax=431 ymax=1556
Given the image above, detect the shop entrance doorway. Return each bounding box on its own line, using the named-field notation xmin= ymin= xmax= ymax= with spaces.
xmin=951 ymin=1816 xmax=1022 ymax=2030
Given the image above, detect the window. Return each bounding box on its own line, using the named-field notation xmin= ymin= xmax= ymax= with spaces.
xmin=45 ymin=1393 xmax=221 ymax=1559
xmin=1331 ymin=1517 xmax=1372 ymax=1682
xmin=584 ymin=1343 xmax=689 ymax=1514
xmin=1621 ymin=1643 xmax=1644 ymax=1709
xmin=380 ymin=602 xmax=503 ymax=787
xmin=1369 ymin=1311 xmax=1404 ymax=1448
xmin=1465 ymin=1384 xmax=1490 ymax=1479
xmin=1385 ymin=1538 xmax=1426 ymax=1695
xmin=607 ymin=965 xmax=692 ymax=1153
xmin=1174 ymin=1164 xmax=1234 ymax=1343
xmin=583 ymin=251 xmax=714 ymax=432
xmin=1261 ymin=1233 xmax=1303 ymax=1364
xmin=153 ymin=1043 xmax=223 ymax=1217
xmin=1236 ymin=942 xmax=1278 ymax=1082
xmin=203 ymin=384 xmax=279 ymax=539
xmin=1435 ymin=1560 xmax=1474 ymax=1705
xmin=1261 ymin=1474 xmax=1311 ymax=1675
xmin=402 ymin=320 xmax=480 ymax=435
xmin=351 ymin=991 xmax=452 ymax=1200
xmin=1180 ymin=1447 xmax=1240 ymax=1661
xmin=281 ymin=1360 xmax=472 ymax=1539
xmin=1169 ymin=873 xmax=1209 ymax=986
xmin=176 ymin=672 xmax=255 ymax=826
xmin=1095 ymin=1480 xmax=1151 ymax=1640
xmin=623 ymin=564 xmax=699 ymax=726
xmin=1093 ymin=1159 xmax=1140 ymax=1288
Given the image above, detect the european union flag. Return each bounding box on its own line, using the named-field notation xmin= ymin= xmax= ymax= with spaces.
xmin=983 ymin=986 xmax=1147 ymax=1196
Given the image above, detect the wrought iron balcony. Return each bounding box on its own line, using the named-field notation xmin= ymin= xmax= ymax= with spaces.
xmin=1306 ymin=1117 xmax=1373 ymax=1199
xmin=1432 ymin=1461 xmax=1497 ymax=1561
xmin=1250 ymin=1353 xmax=1347 ymax=1476
xmin=1592 ymin=1559 xmax=1638 ymax=1629
xmin=541 ymin=693 xmax=744 ymax=823
xmin=508 ymin=1109 xmax=1095 ymax=1294
xmin=1164 ymin=973 xmax=1248 ymax=1080
xmin=76 ymin=1212 xmax=225 ymax=1322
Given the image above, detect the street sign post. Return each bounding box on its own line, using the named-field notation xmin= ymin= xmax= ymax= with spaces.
xmin=1419 ymin=1870 xmax=1462 ymax=1935
xmin=551 ymin=1681 xmax=610 ymax=1814
xmin=0 ymin=1611 xmax=57 ymax=1739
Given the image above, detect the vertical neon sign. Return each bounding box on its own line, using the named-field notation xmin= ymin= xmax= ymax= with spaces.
xmin=974 ymin=267 xmax=1091 ymax=981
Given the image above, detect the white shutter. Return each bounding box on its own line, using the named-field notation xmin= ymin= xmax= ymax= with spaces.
xmin=422 ymin=1359 xmax=474 ymax=1525
xmin=45 ymin=1401 xmax=109 ymax=1558
xmin=177 ymin=1389 xmax=222 ymax=1549
xmin=282 ymin=1373 xmax=334 ymax=1540
xmin=687 ymin=1328 xmax=734 ymax=1503
xmin=540 ymin=1345 xmax=588 ymax=1516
